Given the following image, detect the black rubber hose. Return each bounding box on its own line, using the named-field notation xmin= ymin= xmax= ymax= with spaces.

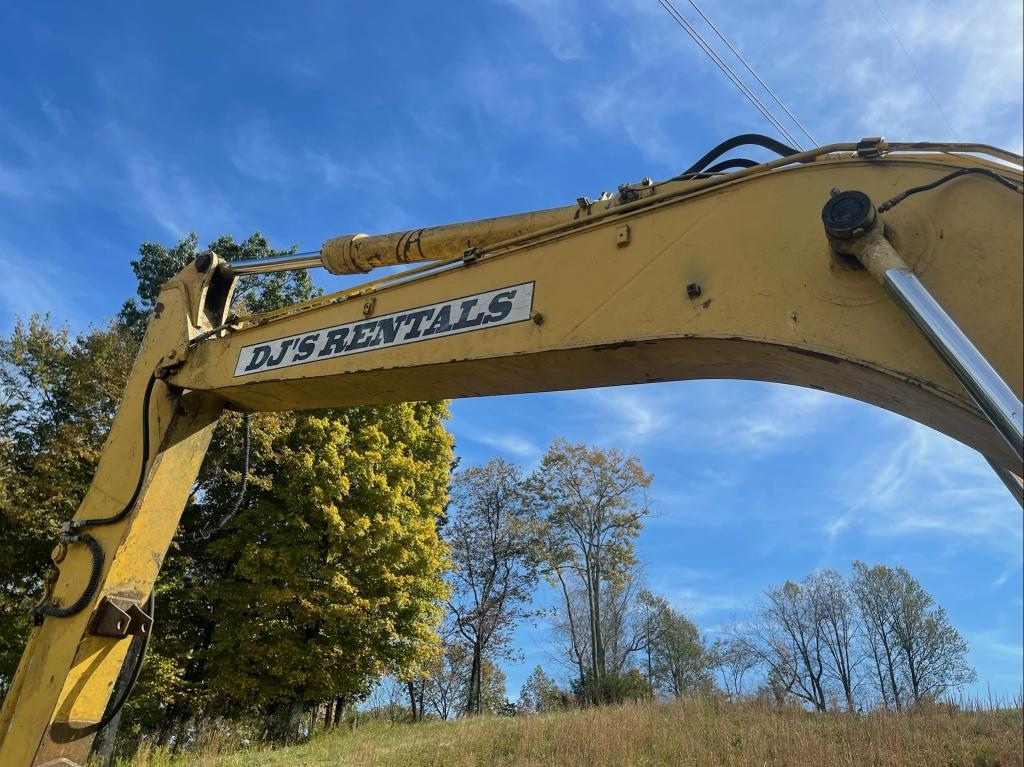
xmin=674 ymin=133 xmax=801 ymax=180
xmin=878 ymin=167 xmax=1021 ymax=212
xmin=96 ymin=591 xmax=154 ymax=730
xmin=704 ymin=158 xmax=760 ymax=173
xmin=676 ymin=157 xmax=759 ymax=181
xmin=175 ymin=412 xmax=252 ymax=544
xmin=32 ymin=534 xmax=104 ymax=619
xmin=70 ymin=374 xmax=157 ymax=531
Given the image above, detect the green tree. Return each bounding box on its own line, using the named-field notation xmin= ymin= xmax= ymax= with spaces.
xmin=195 ymin=405 xmax=451 ymax=740
xmin=518 ymin=665 xmax=564 ymax=713
xmin=572 ymin=667 xmax=649 ymax=705
xmin=118 ymin=232 xmax=317 ymax=336
xmin=1 ymin=232 xmax=456 ymax=755
xmin=638 ymin=591 xmax=715 ymax=699
xmin=532 ymin=439 xmax=652 ymax=704
xmin=852 ymin=562 xmax=975 ymax=707
xmin=446 ymin=458 xmax=539 ymax=715
xmin=477 ymin=659 xmax=509 ymax=715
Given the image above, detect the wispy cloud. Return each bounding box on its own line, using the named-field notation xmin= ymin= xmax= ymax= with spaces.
xmin=459 ymin=428 xmax=544 ymax=461
xmin=499 ymin=0 xmax=587 ymax=62
xmin=668 ymin=586 xmax=745 ymax=618
xmin=0 ymin=237 xmax=70 ymax=324
xmin=967 ymin=629 xmax=1024 ymax=673
xmin=557 ymin=381 xmax=852 ymax=454
xmin=588 ymin=387 xmax=669 ymax=444
xmin=0 ymin=107 xmax=83 ymax=202
xmin=723 ymin=386 xmax=842 ymax=452
xmin=39 ymin=96 xmax=72 ymax=136
xmin=828 ymin=421 xmax=1022 ymax=563
xmin=105 ymin=122 xmax=236 ymax=241
xmin=499 ymin=0 xmax=1023 ymax=161
xmin=649 ymin=565 xmax=747 ymax=619
xmin=0 ymin=165 xmax=32 ymax=200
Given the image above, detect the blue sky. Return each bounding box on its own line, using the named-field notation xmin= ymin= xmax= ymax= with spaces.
xmin=2 ymin=1 xmax=1021 ymax=701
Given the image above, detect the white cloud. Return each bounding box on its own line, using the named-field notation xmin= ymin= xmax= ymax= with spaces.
xmin=730 ymin=0 xmax=1021 ymax=148
xmin=828 ymin=420 xmax=1023 ymax=563
xmin=462 ymin=429 xmax=543 ymax=460
xmin=0 ymin=165 xmax=31 ymax=200
xmin=0 ymin=108 xmax=83 ymax=202
xmin=39 ymin=97 xmax=72 ymax=136
xmin=649 ymin=564 xmax=747 ymax=618
xmin=498 ymin=0 xmax=1023 ymax=161
xmin=667 ymin=585 xmax=745 ymax=618
xmin=967 ymin=629 xmax=1024 ymax=669
xmin=725 ymin=386 xmax=841 ymax=452
xmin=589 ymin=387 xmax=669 ymax=444
xmin=551 ymin=381 xmax=853 ymax=455
xmin=228 ymin=119 xmax=292 ymax=184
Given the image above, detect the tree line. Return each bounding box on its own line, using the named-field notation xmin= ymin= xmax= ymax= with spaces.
xmin=716 ymin=563 xmax=976 ymax=711
xmin=0 ymin=232 xmax=979 ymax=764
xmin=430 ymin=453 xmax=976 ymax=720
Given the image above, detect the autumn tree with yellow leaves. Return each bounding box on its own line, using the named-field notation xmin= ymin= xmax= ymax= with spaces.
xmin=0 ymin=233 xmax=454 ymax=756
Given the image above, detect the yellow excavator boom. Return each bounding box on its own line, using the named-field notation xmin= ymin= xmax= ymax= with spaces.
xmin=0 ymin=137 xmax=1021 ymax=766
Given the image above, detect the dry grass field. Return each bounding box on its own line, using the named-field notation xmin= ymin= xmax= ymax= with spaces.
xmin=117 ymin=697 xmax=1023 ymax=767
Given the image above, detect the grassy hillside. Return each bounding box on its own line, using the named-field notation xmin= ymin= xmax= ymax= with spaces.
xmin=122 ymin=698 xmax=1022 ymax=767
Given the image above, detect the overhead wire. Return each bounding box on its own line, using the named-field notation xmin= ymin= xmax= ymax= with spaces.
xmin=870 ymin=0 xmax=961 ymax=142
xmin=682 ymin=0 xmax=818 ymax=148
xmin=656 ymin=0 xmax=805 ymax=150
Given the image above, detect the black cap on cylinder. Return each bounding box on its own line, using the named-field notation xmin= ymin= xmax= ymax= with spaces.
xmin=821 ymin=190 xmax=877 ymax=240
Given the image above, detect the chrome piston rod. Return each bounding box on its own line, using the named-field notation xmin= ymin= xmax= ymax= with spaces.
xmin=229 ymin=250 xmax=324 ymax=275
xmin=822 ymin=190 xmax=1024 ymax=475
xmin=884 ymin=268 xmax=1024 ymax=465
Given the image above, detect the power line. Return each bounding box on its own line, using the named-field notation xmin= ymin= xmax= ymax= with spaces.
xmin=870 ymin=0 xmax=961 ymax=142
xmin=656 ymin=0 xmax=804 ymax=150
xmin=682 ymin=0 xmax=817 ymax=147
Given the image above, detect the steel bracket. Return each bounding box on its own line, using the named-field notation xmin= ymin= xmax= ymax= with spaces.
xmin=87 ymin=596 xmax=152 ymax=639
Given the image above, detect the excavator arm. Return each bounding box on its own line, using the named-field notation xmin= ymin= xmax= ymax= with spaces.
xmin=1 ymin=138 xmax=1021 ymax=766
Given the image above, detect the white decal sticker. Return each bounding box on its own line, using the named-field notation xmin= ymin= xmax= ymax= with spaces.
xmin=234 ymin=282 xmax=535 ymax=377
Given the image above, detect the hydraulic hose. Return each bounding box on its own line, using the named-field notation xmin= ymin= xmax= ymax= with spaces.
xmin=677 ymin=157 xmax=759 ymax=180
xmin=96 ymin=591 xmax=155 ymax=730
xmin=69 ymin=374 xmax=157 ymax=531
xmin=35 ymin=373 xmax=157 ymax=620
xmin=31 ymin=533 xmax=104 ymax=619
xmin=174 ymin=412 xmax=252 ymax=543
xmin=677 ymin=133 xmax=800 ymax=179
